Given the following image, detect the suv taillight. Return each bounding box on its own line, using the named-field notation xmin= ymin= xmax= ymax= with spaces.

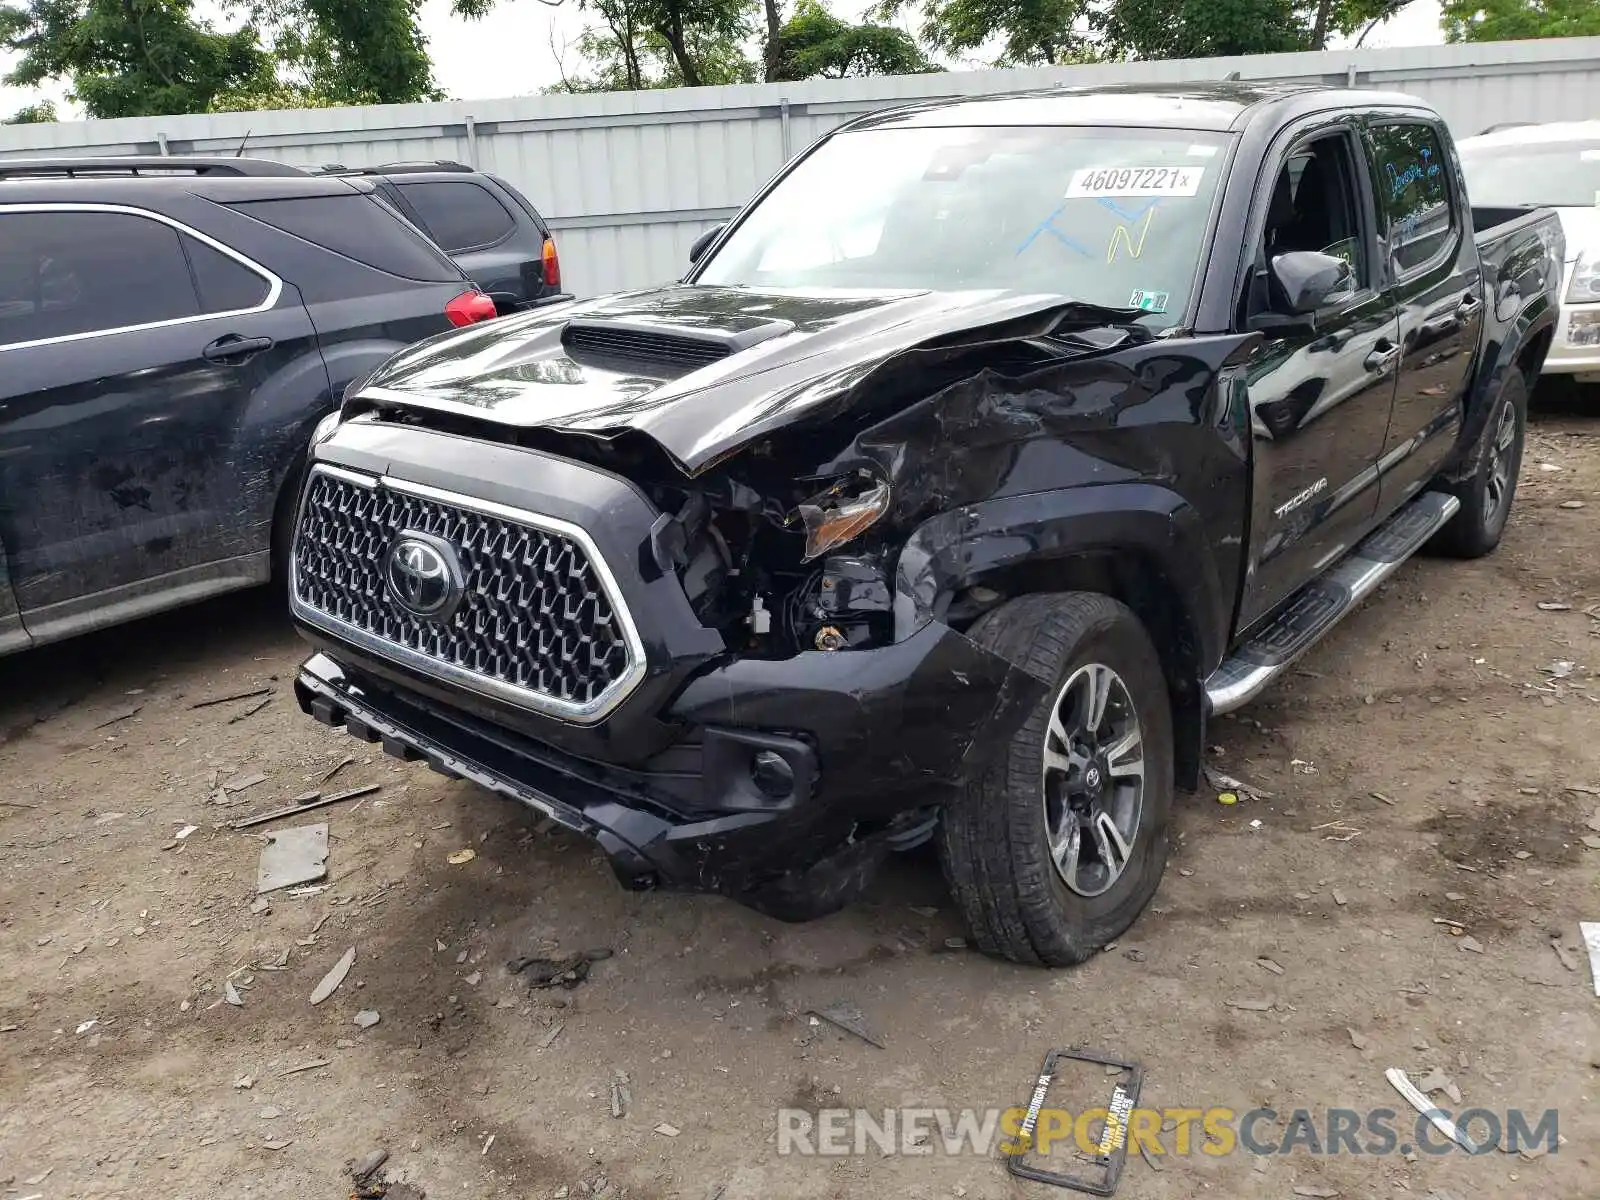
xmin=542 ymin=236 xmax=560 ymax=289
xmin=445 ymin=290 xmax=497 ymax=328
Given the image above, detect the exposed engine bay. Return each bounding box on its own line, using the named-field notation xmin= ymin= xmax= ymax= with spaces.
xmin=342 ymin=305 xmax=1163 ymax=660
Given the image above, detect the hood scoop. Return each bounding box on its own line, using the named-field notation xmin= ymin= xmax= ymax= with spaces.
xmin=560 ymin=315 xmax=795 ymax=375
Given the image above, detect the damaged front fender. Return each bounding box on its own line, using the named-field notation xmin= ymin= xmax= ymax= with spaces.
xmin=670 ymin=613 xmax=1048 ymax=807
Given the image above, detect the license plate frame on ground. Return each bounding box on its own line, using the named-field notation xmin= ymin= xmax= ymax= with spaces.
xmin=1004 ymin=1047 xmax=1144 ymax=1196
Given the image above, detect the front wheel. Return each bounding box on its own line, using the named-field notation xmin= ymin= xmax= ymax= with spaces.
xmin=1430 ymin=370 xmax=1527 ymax=559
xmin=938 ymin=592 xmax=1174 ymax=967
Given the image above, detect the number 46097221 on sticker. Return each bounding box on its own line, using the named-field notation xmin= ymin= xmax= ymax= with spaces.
xmin=1066 ymin=166 xmax=1205 ymax=198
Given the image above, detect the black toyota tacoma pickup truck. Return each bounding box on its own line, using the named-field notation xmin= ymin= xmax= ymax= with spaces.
xmin=287 ymin=83 xmax=1561 ymax=967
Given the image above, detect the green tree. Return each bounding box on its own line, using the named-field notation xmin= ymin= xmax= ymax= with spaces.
xmin=547 ymin=7 xmax=757 ymax=91
xmin=869 ymin=0 xmax=1093 ymax=65
xmin=1442 ymin=0 xmax=1600 ymax=41
xmin=461 ymin=0 xmax=751 ymax=87
xmin=771 ymin=0 xmax=936 ymax=78
xmin=223 ymin=0 xmax=442 ymax=106
xmin=0 ymin=0 xmax=274 ymax=117
xmin=4 ymin=97 xmax=57 ymax=121
xmin=1101 ymin=0 xmax=1412 ymax=57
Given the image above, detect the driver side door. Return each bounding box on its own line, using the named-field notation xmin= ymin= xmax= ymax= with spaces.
xmin=1236 ymin=118 xmax=1402 ymax=632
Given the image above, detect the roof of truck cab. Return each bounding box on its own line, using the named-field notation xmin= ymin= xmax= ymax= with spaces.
xmin=839 ymin=82 xmax=1433 ymax=135
xmin=1458 ymin=119 xmax=1600 ymax=149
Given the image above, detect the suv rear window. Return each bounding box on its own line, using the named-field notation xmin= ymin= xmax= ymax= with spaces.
xmin=397 ymin=180 xmax=517 ymax=252
xmin=0 ymin=210 xmax=199 ymax=346
xmin=227 ymin=192 xmax=463 ymax=282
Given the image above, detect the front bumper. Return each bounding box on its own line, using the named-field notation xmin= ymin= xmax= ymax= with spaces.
xmin=295 ymin=617 xmax=1043 ymax=920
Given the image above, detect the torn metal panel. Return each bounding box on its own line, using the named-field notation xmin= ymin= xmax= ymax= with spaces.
xmin=346 ymin=285 xmax=1158 ymax=473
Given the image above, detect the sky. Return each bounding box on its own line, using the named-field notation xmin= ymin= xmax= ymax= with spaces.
xmin=0 ymin=0 xmax=1446 ymax=123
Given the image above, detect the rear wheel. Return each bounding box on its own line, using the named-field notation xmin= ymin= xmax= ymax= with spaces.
xmin=1430 ymin=370 xmax=1526 ymax=559
xmin=938 ymin=592 xmax=1174 ymax=967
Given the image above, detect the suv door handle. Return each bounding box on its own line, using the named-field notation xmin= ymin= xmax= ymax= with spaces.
xmin=1364 ymin=342 xmax=1402 ymax=374
xmin=203 ymin=334 xmax=274 ymax=363
xmin=1455 ymin=295 xmax=1484 ymax=322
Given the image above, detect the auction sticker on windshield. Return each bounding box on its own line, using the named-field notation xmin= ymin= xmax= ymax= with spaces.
xmin=1066 ymin=166 xmax=1205 ymax=198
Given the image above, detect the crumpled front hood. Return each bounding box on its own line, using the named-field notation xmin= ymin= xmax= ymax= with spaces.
xmin=356 ymin=283 xmax=1098 ymax=473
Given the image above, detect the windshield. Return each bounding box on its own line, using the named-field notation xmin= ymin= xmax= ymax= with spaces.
xmin=1458 ymin=139 xmax=1600 ymax=208
xmin=694 ymin=125 xmax=1231 ymax=325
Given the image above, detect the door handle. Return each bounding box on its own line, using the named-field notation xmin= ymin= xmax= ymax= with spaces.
xmin=1455 ymin=295 xmax=1484 ymax=322
xmin=202 ymin=334 xmax=274 ymax=363
xmin=1364 ymin=342 xmax=1402 ymax=374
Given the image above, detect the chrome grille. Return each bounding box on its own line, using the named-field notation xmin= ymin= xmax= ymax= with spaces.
xmin=291 ymin=466 xmax=642 ymax=721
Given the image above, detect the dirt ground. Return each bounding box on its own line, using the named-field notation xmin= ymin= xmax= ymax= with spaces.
xmin=2 ymin=394 xmax=1599 ymax=1200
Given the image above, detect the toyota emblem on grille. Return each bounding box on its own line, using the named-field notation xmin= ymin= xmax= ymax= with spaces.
xmin=384 ymin=531 xmax=464 ymax=621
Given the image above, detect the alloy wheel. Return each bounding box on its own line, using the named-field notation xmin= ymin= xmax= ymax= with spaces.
xmin=1041 ymin=663 xmax=1146 ymax=898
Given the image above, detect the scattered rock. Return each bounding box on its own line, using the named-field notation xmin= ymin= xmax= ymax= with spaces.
xmin=507 ymin=948 xmax=613 ymax=990
xmin=464 ymin=971 xmax=482 ymax=987
xmin=1331 ymin=889 xmax=1348 ymax=907
xmin=1559 ymin=500 xmax=1585 ymax=510
xmin=807 ymin=1002 xmax=885 ymax=1049
xmin=354 ymin=1009 xmax=381 ymax=1029
xmin=257 ymin=823 xmax=330 ymax=895
xmin=1348 ymin=1029 xmax=1369 ymax=1051
xmin=1256 ymin=957 xmax=1285 ymax=975
xmin=654 ymin=1123 xmax=681 ymax=1137
xmin=234 ymin=1075 xmax=255 ymax=1089
xmin=447 ymin=848 xmax=477 ymax=865
xmin=224 ymin=982 xmax=244 ymax=1007
xmin=349 ymin=1149 xmax=389 ymax=1183
xmin=539 ymin=1021 xmax=565 ymax=1050
xmin=1459 ymin=936 xmax=1485 ymax=954
xmin=248 ymin=898 xmax=271 ymax=916
xmin=1416 ymin=1068 xmax=1462 ymax=1106
xmin=260 ymin=1106 xmax=282 ymax=1119
xmin=260 ymin=1138 xmax=292 ymax=1151
xmin=310 ymin=947 xmax=357 ymax=1005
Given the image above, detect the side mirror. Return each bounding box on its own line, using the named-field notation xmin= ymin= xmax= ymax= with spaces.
xmin=689 ymin=224 xmax=725 ymax=265
xmin=1270 ymin=250 xmax=1355 ymax=315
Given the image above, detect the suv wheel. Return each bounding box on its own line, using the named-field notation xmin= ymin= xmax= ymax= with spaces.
xmin=1430 ymin=369 xmax=1527 ymax=559
xmin=939 ymin=592 xmax=1174 ymax=967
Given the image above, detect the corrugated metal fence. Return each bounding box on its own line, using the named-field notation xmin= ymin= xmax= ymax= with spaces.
xmin=4 ymin=37 xmax=1598 ymax=295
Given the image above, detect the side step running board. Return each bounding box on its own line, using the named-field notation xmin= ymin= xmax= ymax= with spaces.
xmin=1205 ymin=490 xmax=1460 ymax=715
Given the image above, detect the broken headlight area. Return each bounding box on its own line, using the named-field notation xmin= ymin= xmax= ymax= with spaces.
xmin=641 ymin=468 xmax=899 ymax=658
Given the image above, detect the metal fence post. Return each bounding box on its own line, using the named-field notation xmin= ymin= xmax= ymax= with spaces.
xmin=465 ymin=115 xmax=479 ymax=167
xmin=779 ymin=98 xmax=791 ymax=162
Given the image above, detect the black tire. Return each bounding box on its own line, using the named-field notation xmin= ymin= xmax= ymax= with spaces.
xmin=1429 ymin=370 xmax=1527 ymax=559
xmin=938 ymin=592 xmax=1174 ymax=967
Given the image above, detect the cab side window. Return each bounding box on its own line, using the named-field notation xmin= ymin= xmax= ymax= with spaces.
xmin=1247 ymin=132 xmax=1369 ymax=320
xmin=1366 ymin=122 xmax=1455 ymax=274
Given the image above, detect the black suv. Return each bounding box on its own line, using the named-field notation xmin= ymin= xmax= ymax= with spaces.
xmin=0 ymin=156 xmax=499 ymax=657
xmin=309 ymin=161 xmax=564 ymax=313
